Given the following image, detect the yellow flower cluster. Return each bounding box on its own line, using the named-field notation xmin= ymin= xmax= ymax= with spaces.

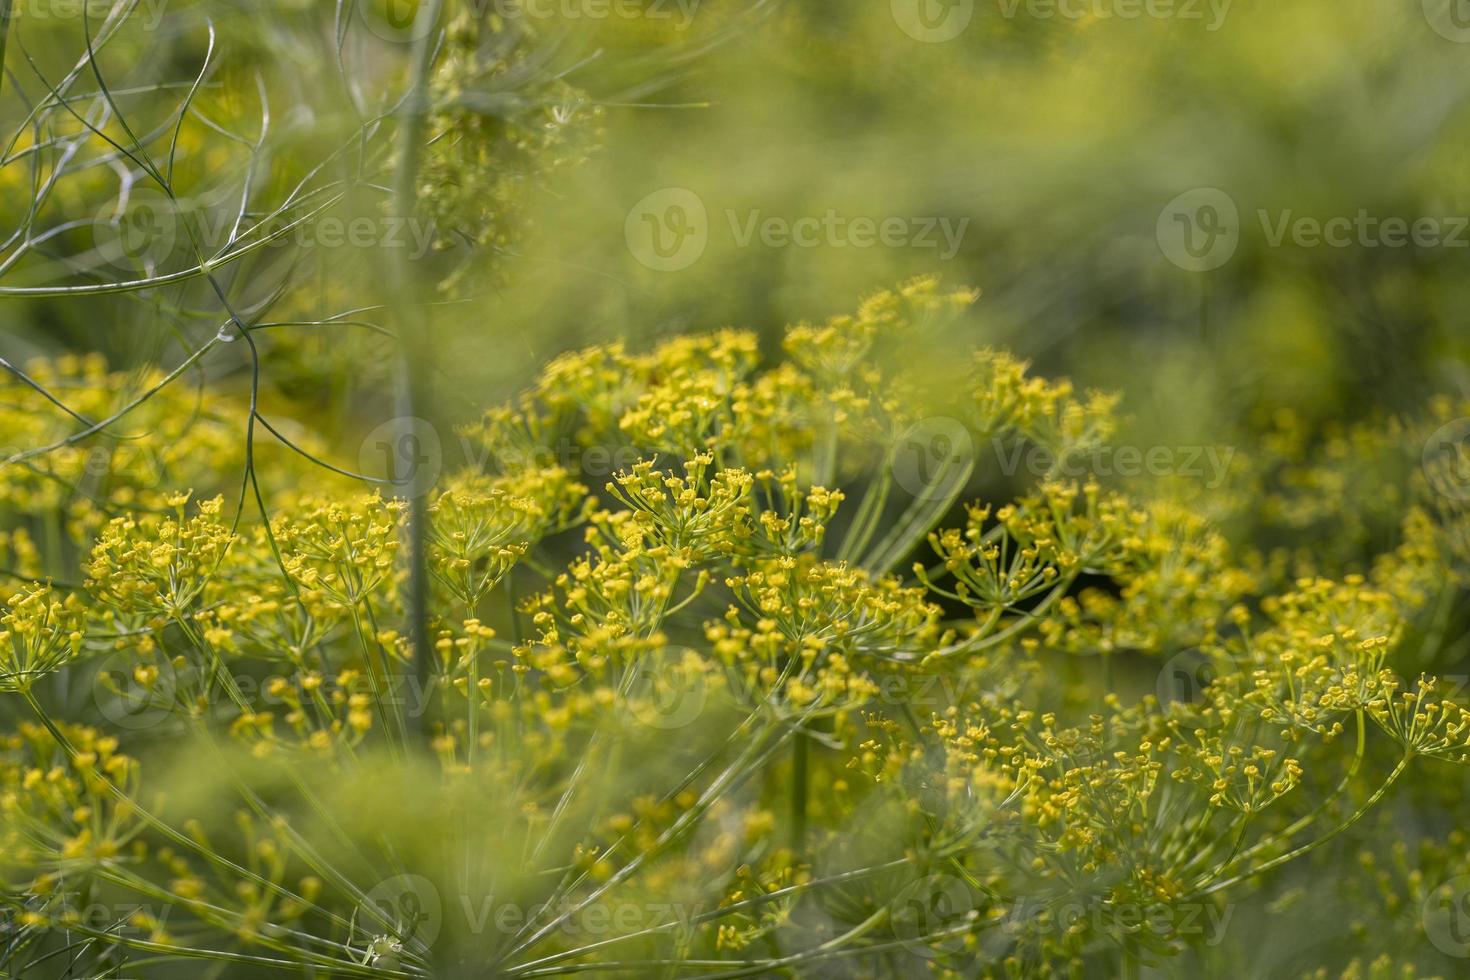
xmin=2 ymin=281 xmax=1470 ymax=976
xmin=86 ymin=494 xmax=233 ymax=623
xmin=0 ymin=585 xmax=83 ymax=693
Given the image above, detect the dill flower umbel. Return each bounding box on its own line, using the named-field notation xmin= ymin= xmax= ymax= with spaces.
xmin=0 ymin=585 xmax=84 ymax=694
xmin=2 ymin=279 xmax=1470 ymax=978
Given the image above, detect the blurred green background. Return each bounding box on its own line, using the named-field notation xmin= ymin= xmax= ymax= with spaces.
xmin=5 ymin=5 xmax=1470 ymax=976
xmin=4 ymin=0 xmax=1469 ymax=521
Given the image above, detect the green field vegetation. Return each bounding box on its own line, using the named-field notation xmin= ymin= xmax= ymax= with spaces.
xmin=2 ymin=2 xmax=1470 ymax=977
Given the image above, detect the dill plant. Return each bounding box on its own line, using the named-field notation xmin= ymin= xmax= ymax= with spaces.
xmin=0 ymin=278 xmax=1468 ymax=977
xmin=1 ymin=4 xmax=1470 ymax=980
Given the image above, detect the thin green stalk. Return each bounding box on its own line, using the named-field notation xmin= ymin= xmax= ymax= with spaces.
xmin=20 ymin=687 xmax=75 ymax=756
xmin=349 ymin=604 xmax=409 ymax=759
xmin=791 ymin=730 xmax=809 ymax=851
xmin=837 ymin=468 xmax=892 ymax=563
xmin=389 ymin=0 xmax=445 ymax=748
xmin=1186 ymin=751 xmax=1412 ymax=902
xmin=504 ymin=858 xmax=913 ymax=976
xmin=0 ymin=0 xmax=13 ymax=100
xmin=1192 ymin=709 xmax=1367 ymax=880
xmin=19 ymin=691 xmax=347 ymax=936
xmin=863 ymin=453 xmax=973 ymax=575
xmin=504 ymin=723 xmax=793 ymax=964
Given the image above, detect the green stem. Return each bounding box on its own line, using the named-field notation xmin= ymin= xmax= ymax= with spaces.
xmin=791 ymin=730 xmax=809 ymax=852
xmin=1195 ymin=709 xmax=1366 ymax=880
xmin=20 ymin=690 xmax=346 ymax=935
xmin=1186 ymin=752 xmax=1411 ymax=902
xmin=390 ymin=0 xmax=445 ymax=748
xmin=21 ymin=687 xmax=75 ymax=756
xmin=0 ymin=0 xmax=12 ymax=100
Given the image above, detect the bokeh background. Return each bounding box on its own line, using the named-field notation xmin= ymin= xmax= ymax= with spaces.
xmin=7 ymin=0 xmax=1470 ymax=445
xmin=5 ymin=3 xmax=1470 ymax=977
